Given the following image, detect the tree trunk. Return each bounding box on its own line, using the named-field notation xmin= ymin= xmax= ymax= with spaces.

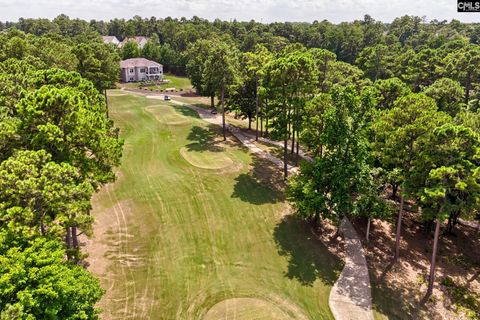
xmin=426 ymin=218 xmax=441 ymax=297
xmin=40 ymin=217 xmax=45 ymax=236
xmin=291 ymin=126 xmax=295 ymax=154
xmin=72 ymin=226 xmax=79 ymax=262
xmin=392 ymin=183 xmax=398 ymax=201
xmin=65 ymin=227 xmax=72 ymax=260
xmin=260 ymin=99 xmax=264 ymax=137
xmin=248 ymin=116 xmax=252 ymax=130
xmin=72 ymin=226 xmax=79 ymax=249
xmin=296 ymin=129 xmax=299 ymax=156
xmin=255 ymin=76 xmax=259 ymax=141
xmin=210 ymin=94 xmax=215 ymax=109
xmin=283 ymin=138 xmax=288 ymax=179
xmin=394 ymin=195 xmax=404 ymax=262
xmin=221 ymin=86 xmax=226 ymax=141
xmin=366 ymin=217 xmax=371 ymax=243
xmin=446 ymin=211 xmax=460 ymax=233
xmin=465 ymin=72 xmax=471 ymax=105
xmin=104 ymin=89 xmax=109 ymax=118
xmin=265 ymin=98 xmax=269 ymax=136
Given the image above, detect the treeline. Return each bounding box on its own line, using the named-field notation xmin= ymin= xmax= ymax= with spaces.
xmin=0 ymin=28 xmax=122 ymax=318
xmin=181 ymin=34 xmax=480 ymax=299
xmin=2 ymin=14 xmax=480 ymax=76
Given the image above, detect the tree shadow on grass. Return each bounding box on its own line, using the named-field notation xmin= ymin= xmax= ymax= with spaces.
xmin=186 ymin=124 xmax=225 ymax=152
xmin=273 ymin=215 xmax=343 ymax=286
xmin=231 ymin=156 xmax=285 ymax=205
xmin=174 ymin=105 xmax=201 ymax=119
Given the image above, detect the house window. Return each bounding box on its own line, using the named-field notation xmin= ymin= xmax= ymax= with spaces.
xmin=140 ymin=68 xmax=146 ymax=73
xmin=129 ymin=68 xmax=134 ymax=73
xmin=129 ymin=77 xmax=134 ymax=81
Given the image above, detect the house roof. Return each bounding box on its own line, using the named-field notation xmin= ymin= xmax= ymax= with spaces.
xmin=120 ymin=36 xmax=149 ymax=44
xmin=102 ymin=36 xmax=119 ymax=43
xmin=120 ymin=58 xmax=162 ymax=68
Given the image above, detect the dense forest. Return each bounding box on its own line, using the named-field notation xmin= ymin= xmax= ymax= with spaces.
xmin=1 ymin=14 xmax=480 ymax=318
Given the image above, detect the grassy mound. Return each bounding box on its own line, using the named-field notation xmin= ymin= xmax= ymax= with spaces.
xmin=180 ymin=147 xmax=234 ymax=170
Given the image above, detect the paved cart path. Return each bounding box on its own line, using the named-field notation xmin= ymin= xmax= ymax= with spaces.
xmin=328 ymin=218 xmax=374 ymax=320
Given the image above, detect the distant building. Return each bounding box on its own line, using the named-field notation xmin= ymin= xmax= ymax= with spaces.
xmin=120 ymin=36 xmax=149 ymax=49
xmin=120 ymin=58 xmax=163 ymax=82
xmin=102 ymin=36 xmax=120 ymax=46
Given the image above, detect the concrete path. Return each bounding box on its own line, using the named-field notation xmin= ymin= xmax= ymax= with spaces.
xmin=146 ymin=93 xmax=374 ymax=320
xmin=239 ymin=130 xmax=313 ymax=162
xmin=328 ymin=218 xmax=374 ymax=320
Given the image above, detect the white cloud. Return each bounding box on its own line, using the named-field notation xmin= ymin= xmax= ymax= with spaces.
xmin=0 ymin=0 xmax=477 ymax=23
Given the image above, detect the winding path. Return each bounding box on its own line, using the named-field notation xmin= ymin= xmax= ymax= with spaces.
xmin=146 ymin=93 xmax=374 ymax=320
xmin=328 ymin=218 xmax=374 ymax=320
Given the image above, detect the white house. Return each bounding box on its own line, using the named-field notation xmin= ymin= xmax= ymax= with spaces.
xmin=120 ymin=58 xmax=163 ymax=82
xmin=102 ymin=36 xmax=120 ymax=46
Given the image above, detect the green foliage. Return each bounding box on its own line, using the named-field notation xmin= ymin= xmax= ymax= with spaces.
xmin=0 ymin=26 xmax=124 ymax=317
xmin=226 ymin=77 xmax=256 ymax=127
xmin=371 ymin=93 xmax=450 ymax=191
xmin=372 ymin=77 xmax=411 ymax=109
xmin=287 ymin=86 xmax=375 ymax=223
xmin=300 ymin=94 xmax=331 ymax=156
xmin=442 ymin=44 xmax=480 ymax=103
xmin=0 ymin=230 xmax=103 ymax=319
xmin=424 ymin=78 xmax=465 ymax=116
xmin=307 ymin=48 xmax=336 ymax=92
xmin=16 ymin=85 xmax=122 ymax=185
xmin=202 ymin=40 xmax=239 ymax=97
xmin=185 ymin=39 xmax=217 ymax=97
xmin=263 ymin=49 xmax=318 ymax=141
xmin=411 ymin=124 xmax=480 ymax=222
xmin=441 ymin=276 xmax=480 ymax=319
xmin=356 ymin=44 xmax=394 ymax=81
xmin=0 ymin=150 xmax=93 ymax=238
xmin=73 ymin=42 xmax=120 ymax=91
xmin=121 ymin=40 xmax=141 ymax=59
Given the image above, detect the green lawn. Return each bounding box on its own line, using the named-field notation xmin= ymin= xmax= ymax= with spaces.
xmin=87 ymin=90 xmax=341 ymax=319
xmin=121 ymin=73 xmax=193 ymax=91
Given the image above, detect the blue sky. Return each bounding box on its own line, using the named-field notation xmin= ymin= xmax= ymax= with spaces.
xmin=0 ymin=0 xmax=478 ymax=23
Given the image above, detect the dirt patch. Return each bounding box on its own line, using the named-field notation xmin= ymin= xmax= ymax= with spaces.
xmin=350 ymin=213 xmax=480 ymax=319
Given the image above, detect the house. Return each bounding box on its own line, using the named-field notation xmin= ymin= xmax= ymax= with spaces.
xmin=102 ymin=36 xmax=120 ymax=46
xmin=120 ymin=58 xmax=163 ymax=82
xmin=119 ymin=36 xmax=149 ymax=49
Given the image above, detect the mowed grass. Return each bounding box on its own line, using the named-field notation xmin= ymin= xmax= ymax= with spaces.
xmin=122 ymin=73 xmax=193 ymax=91
xmin=87 ymin=90 xmax=341 ymax=320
